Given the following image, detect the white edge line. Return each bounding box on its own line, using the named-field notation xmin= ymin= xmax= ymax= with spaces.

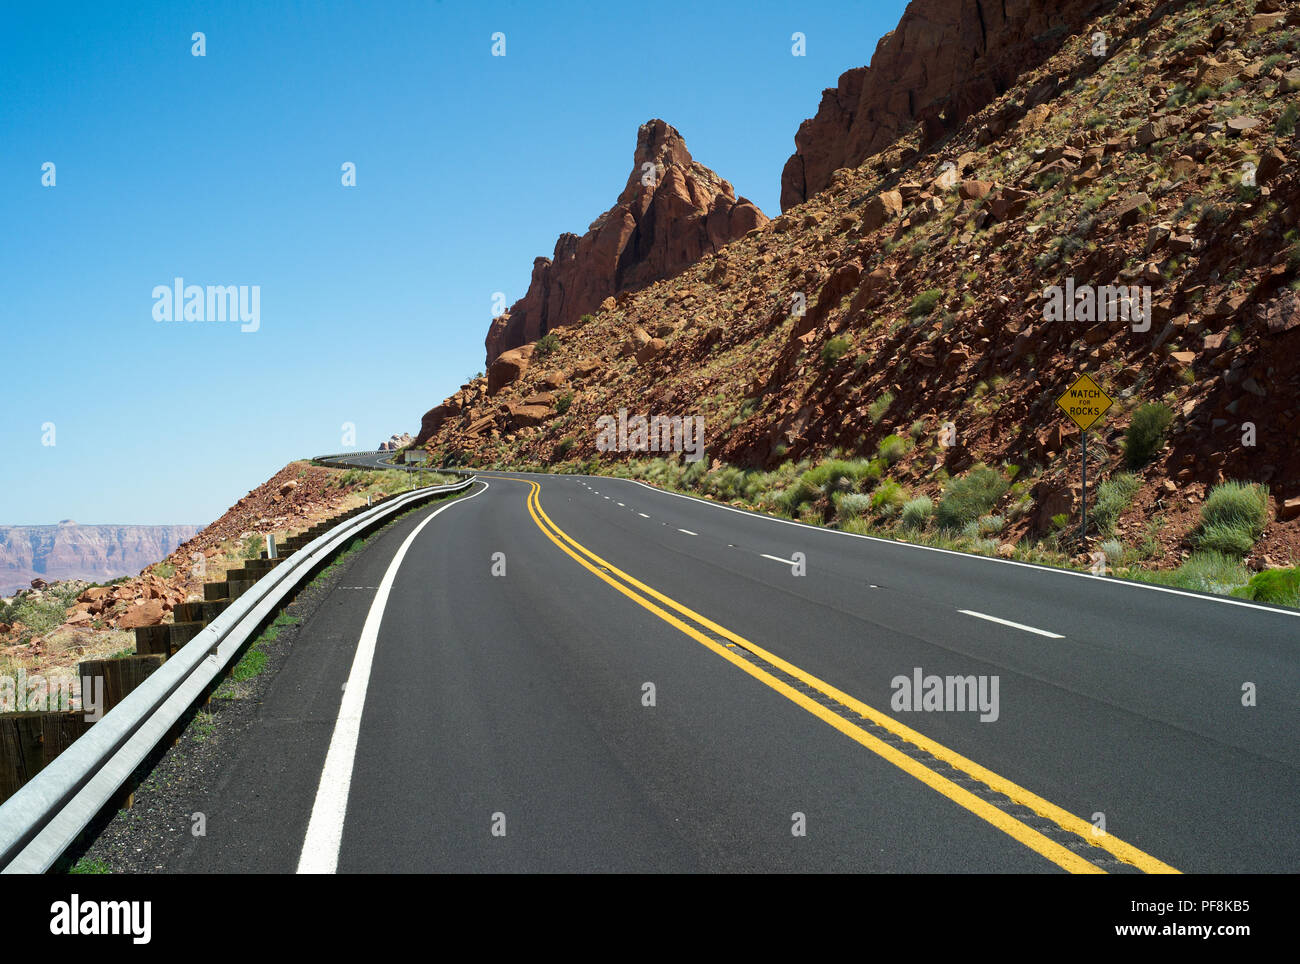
xmin=958 ymin=609 xmax=1064 ymax=639
xmin=476 ymin=470 xmax=1297 ymax=617
xmin=296 ymin=480 xmax=488 ymax=874
xmin=599 ymin=479 xmax=1299 ymax=618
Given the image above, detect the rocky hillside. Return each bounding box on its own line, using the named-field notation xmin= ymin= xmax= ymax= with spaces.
xmin=417 ymin=0 xmax=1300 ymax=584
xmin=0 ymin=523 xmax=202 ymax=596
xmin=780 ymin=0 xmax=1117 ymax=210
xmin=483 ymin=119 xmax=767 ymax=363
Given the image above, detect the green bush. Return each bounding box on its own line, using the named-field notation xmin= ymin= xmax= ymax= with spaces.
xmin=870 ymin=480 xmax=908 ymax=517
xmin=1196 ymin=522 xmax=1256 ymax=556
xmin=834 ymin=492 xmax=873 ymax=521
xmin=1135 ymin=551 xmax=1248 ymax=596
xmin=877 ymin=433 xmax=911 ymax=465
xmin=555 ymin=391 xmax=573 ymax=415
xmin=1277 ymin=102 xmax=1299 ymax=138
xmin=867 ymin=391 xmax=895 ymax=424
xmin=535 ymin=332 xmax=560 ymax=356
xmin=821 ymin=337 xmax=851 ymax=364
xmin=1093 ymin=473 xmax=1141 ymax=534
xmin=1195 ymin=481 xmax=1268 ymax=556
xmin=10 ymin=598 xmax=66 ymax=637
xmin=936 ymin=465 xmax=1009 ymax=530
xmin=1234 ymin=567 xmax=1300 ymax=607
xmin=1200 ymin=481 xmax=1268 ymax=534
xmin=901 ymin=496 xmax=933 ymax=530
xmin=908 ymin=289 xmax=945 ymax=319
xmin=802 ymin=459 xmax=878 ymax=495
xmin=1123 ymin=403 xmax=1174 ymax=468
xmin=554 ymin=437 xmax=575 ymax=459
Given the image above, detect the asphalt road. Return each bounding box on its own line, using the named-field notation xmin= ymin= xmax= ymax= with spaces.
xmin=163 ymin=469 xmax=1300 ymax=873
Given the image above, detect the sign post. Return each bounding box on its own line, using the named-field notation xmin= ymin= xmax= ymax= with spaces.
xmin=1054 ymin=373 xmax=1113 ymax=539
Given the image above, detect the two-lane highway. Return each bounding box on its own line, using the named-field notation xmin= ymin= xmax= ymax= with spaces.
xmin=160 ymin=470 xmax=1299 ymax=873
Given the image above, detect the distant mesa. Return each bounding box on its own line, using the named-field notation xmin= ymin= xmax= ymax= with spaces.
xmin=484 ymin=118 xmax=767 ymax=364
xmin=0 ymin=523 xmax=202 ymax=596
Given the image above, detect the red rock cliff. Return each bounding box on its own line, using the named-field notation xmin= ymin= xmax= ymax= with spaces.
xmin=780 ymin=0 xmax=1112 ymax=210
xmin=485 ymin=119 xmax=767 ymax=364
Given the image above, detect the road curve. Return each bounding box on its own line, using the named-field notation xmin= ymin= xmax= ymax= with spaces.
xmin=159 ymin=470 xmax=1299 ymax=873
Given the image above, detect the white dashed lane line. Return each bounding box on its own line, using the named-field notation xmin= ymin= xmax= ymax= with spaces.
xmin=760 ymin=553 xmax=799 ymax=566
xmin=678 ymin=529 xmax=698 ymax=536
xmin=638 ymin=513 xmax=650 ymax=518
xmin=958 ymin=609 xmax=1064 ymax=639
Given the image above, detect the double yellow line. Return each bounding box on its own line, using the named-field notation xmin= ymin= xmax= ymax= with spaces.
xmin=512 ymin=476 xmax=1179 ymax=875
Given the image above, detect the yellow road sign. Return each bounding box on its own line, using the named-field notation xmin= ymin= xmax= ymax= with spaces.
xmin=1056 ymin=373 xmax=1113 ymax=432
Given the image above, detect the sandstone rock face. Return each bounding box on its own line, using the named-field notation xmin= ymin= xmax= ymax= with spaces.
xmin=0 ymin=522 xmax=202 ymax=596
xmin=484 ymin=119 xmax=767 ymax=363
xmin=780 ymin=0 xmax=1109 ymax=210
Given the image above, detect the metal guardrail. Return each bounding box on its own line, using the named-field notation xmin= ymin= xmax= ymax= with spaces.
xmin=0 ymin=476 xmax=475 ymax=873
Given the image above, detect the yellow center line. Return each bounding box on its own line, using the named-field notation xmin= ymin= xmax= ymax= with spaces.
xmin=500 ymin=474 xmax=1179 ymax=875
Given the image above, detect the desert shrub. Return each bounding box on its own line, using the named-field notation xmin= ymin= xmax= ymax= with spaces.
xmin=775 ymin=479 xmax=819 ymax=516
xmin=908 ymin=289 xmax=945 ymax=319
xmin=802 ymin=459 xmax=877 ymax=495
xmin=553 ymin=437 xmax=575 ymax=459
xmin=682 ymin=459 xmax=708 ymax=488
xmin=821 ymin=337 xmax=851 ymax=364
xmin=1135 ymin=551 xmax=1248 ymax=595
xmin=535 ymin=332 xmax=560 ymax=356
xmin=10 ymin=598 xmax=66 ymax=638
xmin=834 ymin=492 xmax=874 ymax=521
xmin=1234 ymin=567 xmax=1300 ymax=607
xmin=867 ymin=391 xmax=895 ymax=423
xmin=554 ymin=391 xmax=573 ymax=415
xmin=870 ymin=480 xmax=908 ymax=517
xmin=1093 ymin=472 xmax=1141 ymax=534
xmin=936 ymin=465 xmax=1009 ymax=530
xmin=1196 ymin=523 xmax=1256 ymax=556
xmin=1200 ymin=481 xmax=1268 ymax=533
xmin=1277 ymin=102 xmax=1299 ymax=138
xmin=877 ymin=433 xmax=911 ymax=465
xmin=1123 ymin=403 xmax=1174 ymax=467
xmin=1195 ymin=481 xmax=1268 ymax=555
xmin=900 ymin=496 xmax=933 ymax=530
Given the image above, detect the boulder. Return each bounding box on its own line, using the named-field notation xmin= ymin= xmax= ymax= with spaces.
xmin=487 ymin=344 xmax=535 ymax=396
xmin=507 ymin=404 xmax=553 ymax=429
xmin=117 ymin=599 xmax=165 ymax=629
xmin=635 ymin=338 xmax=666 ymax=365
xmin=959 ymin=180 xmax=995 ymax=200
xmin=860 ymin=191 xmax=904 ymax=231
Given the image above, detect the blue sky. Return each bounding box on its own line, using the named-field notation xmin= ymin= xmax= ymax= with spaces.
xmin=0 ymin=0 xmax=907 ymax=526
